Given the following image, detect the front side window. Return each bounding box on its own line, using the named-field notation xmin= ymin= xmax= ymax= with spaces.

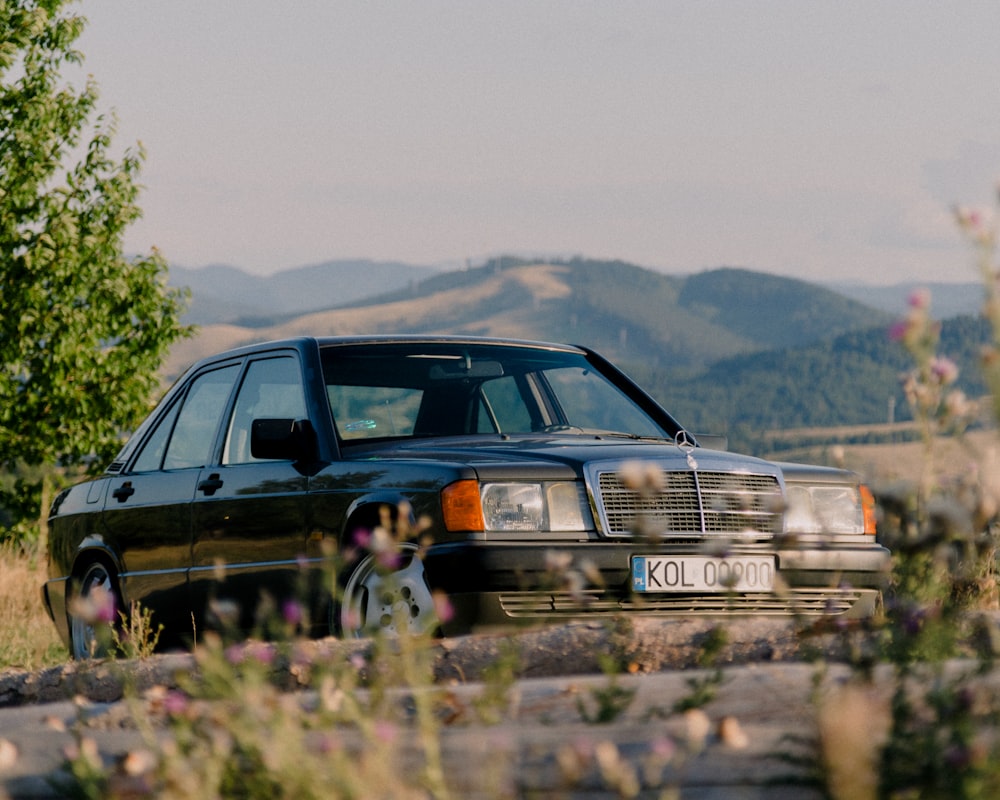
xmin=161 ymin=365 xmax=240 ymax=470
xmin=223 ymin=356 xmax=307 ymax=463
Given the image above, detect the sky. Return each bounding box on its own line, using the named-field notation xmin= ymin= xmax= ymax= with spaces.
xmin=73 ymin=1 xmax=1000 ymax=285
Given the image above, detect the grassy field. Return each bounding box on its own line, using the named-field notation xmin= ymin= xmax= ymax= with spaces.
xmin=0 ymin=547 xmax=68 ymax=671
xmin=765 ymin=429 xmax=999 ymax=488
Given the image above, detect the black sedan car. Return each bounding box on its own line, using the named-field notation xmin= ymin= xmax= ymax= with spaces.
xmin=43 ymin=336 xmax=889 ymax=657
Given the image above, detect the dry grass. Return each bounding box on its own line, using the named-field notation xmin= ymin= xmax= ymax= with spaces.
xmin=765 ymin=430 xmax=1000 ymax=488
xmin=0 ymin=547 xmax=68 ymax=671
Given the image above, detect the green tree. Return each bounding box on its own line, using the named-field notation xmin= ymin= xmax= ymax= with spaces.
xmin=0 ymin=1 xmax=189 ymax=535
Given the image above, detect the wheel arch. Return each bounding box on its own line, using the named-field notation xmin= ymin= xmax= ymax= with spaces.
xmin=68 ymin=542 xmax=126 ymax=602
xmin=340 ymin=491 xmax=419 ymax=549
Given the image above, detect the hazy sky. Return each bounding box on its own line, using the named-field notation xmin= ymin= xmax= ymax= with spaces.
xmin=74 ymin=1 xmax=1000 ymax=284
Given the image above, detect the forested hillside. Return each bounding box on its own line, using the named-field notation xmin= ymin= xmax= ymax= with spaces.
xmin=628 ymin=315 xmax=991 ymax=454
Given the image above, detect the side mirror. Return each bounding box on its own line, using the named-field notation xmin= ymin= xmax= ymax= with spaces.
xmin=250 ymin=418 xmax=317 ymax=461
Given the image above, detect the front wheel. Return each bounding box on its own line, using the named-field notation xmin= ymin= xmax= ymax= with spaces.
xmin=340 ymin=542 xmax=438 ymax=638
xmin=69 ymin=561 xmax=120 ymax=659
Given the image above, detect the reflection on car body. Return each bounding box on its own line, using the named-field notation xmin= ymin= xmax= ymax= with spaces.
xmin=42 ymin=336 xmax=890 ymax=658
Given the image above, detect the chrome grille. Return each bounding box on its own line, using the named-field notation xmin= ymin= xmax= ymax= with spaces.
xmin=596 ymin=470 xmax=782 ymax=538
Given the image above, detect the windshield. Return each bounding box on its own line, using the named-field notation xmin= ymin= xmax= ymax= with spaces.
xmin=320 ymin=343 xmax=671 ymax=442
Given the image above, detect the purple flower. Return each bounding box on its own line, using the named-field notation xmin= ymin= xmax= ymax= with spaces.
xmin=163 ymin=691 xmax=189 ymax=716
xmin=351 ymin=528 xmax=372 ymax=549
xmin=907 ymin=287 xmax=931 ymax=310
xmin=930 ymin=356 xmax=959 ymax=385
xmin=282 ymin=599 xmax=304 ymax=627
xmin=432 ymin=591 xmax=454 ymax=623
xmin=888 ymin=320 xmax=909 ymax=342
xmin=246 ymin=641 xmax=275 ymax=666
xmin=375 ymin=549 xmax=402 ymax=570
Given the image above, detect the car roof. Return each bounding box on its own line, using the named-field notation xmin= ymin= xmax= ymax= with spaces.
xmin=188 ymin=335 xmax=587 ymax=369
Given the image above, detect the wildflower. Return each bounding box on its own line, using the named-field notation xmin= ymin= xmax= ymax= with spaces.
xmin=649 ymin=735 xmax=675 ymax=761
xmin=313 ymin=733 xmax=341 ymax=755
xmin=349 ymin=652 xmax=367 ymax=671
xmin=817 ymin=681 xmax=890 ymax=800
xmin=888 ymin=320 xmax=909 ymax=342
xmin=907 ymin=287 xmax=932 ymax=310
xmin=544 ymin=550 xmax=573 ymax=573
xmin=374 ymin=720 xmax=398 ymax=744
xmin=208 ymin=597 xmax=240 ymax=628
xmin=556 ymin=738 xmax=593 ymax=784
xmin=225 ymin=643 xmax=245 ymax=665
xmin=718 ymin=716 xmax=749 ymax=749
xmin=246 ymin=641 xmax=275 ymax=666
xmin=44 ymin=715 xmax=66 ymax=733
xmin=351 ymin=527 xmax=372 ymax=550
xmin=121 ymin=749 xmax=157 ymax=777
xmin=163 ymin=691 xmax=189 ymax=717
xmin=579 ymin=558 xmax=604 ymax=587
xmin=684 ymin=708 xmax=712 ymax=751
xmin=620 ymin=460 xmax=665 ymax=493
xmin=432 ymin=590 xmax=454 ymax=623
xmin=642 ymin=736 xmax=676 ymax=786
xmin=375 ymin=548 xmax=402 ymax=570
xmin=943 ymin=389 xmax=973 ymax=420
xmin=70 ymin=584 xmax=116 ymax=625
xmin=282 ymin=599 xmax=304 ymax=627
xmin=94 ymin=587 xmax=117 ymax=624
xmin=564 ymin=569 xmax=588 ymax=603
xmin=0 ymin=739 xmax=17 ymax=771
xmin=65 ymin=737 xmax=101 ymax=771
xmin=930 ymin=355 xmax=959 ymax=385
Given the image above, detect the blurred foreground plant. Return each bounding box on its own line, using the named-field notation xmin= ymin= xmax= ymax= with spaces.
xmin=814 ymin=187 xmax=1000 ymax=800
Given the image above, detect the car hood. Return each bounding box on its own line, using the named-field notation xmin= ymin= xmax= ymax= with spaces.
xmin=347 ymin=435 xmax=784 ymax=479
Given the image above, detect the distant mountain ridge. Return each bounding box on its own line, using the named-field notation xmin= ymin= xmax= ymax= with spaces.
xmin=165 ymin=257 xmax=890 ymax=377
xmin=826 ymin=280 xmax=982 ymax=319
xmin=168 ymin=259 xmax=441 ymax=326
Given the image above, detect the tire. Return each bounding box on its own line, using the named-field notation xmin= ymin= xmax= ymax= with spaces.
xmin=340 ymin=542 xmax=438 ymax=638
xmin=69 ymin=561 xmax=120 ymax=659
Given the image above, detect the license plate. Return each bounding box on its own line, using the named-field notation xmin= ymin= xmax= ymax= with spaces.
xmin=631 ymin=555 xmax=775 ymax=593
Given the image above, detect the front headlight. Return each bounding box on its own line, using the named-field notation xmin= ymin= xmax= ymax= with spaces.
xmin=442 ymin=480 xmax=590 ymax=532
xmin=482 ymin=482 xmax=589 ymax=532
xmin=785 ymin=483 xmax=875 ymax=535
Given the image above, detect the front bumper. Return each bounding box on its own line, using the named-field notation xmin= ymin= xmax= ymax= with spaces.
xmin=424 ymin=539 xmax=890 ymax=632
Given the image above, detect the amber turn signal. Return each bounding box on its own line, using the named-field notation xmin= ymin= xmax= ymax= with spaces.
xmin=442 ymin=480 xmax=485 ymax=532
xmin=860 ymin=484 xmax=877 ymax=536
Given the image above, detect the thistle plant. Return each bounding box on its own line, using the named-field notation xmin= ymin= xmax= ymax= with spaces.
xmin=810 ymin=187 xmax=1000 ymax=800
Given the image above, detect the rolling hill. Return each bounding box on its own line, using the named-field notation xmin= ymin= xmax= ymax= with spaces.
xmin=168 ymin=259 xmax=441 ymax=326
xmin=165 ymin=257 xmax=891 ymax=380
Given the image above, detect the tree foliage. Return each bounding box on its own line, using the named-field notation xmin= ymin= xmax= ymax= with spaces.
xmin=0 ymin=1 xmax=189 ymax=526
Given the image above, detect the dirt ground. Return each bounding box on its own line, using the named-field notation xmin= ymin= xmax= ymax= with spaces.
xmin=0 ymin=616 xmax=996 ymax=798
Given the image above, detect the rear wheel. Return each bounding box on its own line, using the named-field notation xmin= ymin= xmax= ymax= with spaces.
xmin=68 ymin=561 xmax=120 ymax=659
xmin=340 ymin=542 xmax=438 ymax=638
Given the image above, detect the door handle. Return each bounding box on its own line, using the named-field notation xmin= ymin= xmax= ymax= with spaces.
xmin=198 ymin=474 xmax=224 ymax=496
xmin=112 ymin=481 xmax=135 ymax=502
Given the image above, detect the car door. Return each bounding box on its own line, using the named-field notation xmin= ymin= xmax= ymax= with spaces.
xmin=189 ymin=353 xmax=310 ymax=632
xmin=102 ymin=362 xmax=241 ymax=643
